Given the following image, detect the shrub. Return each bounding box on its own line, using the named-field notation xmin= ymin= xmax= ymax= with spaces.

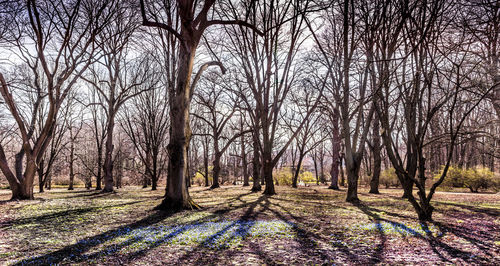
xmin=300 ymin=171 xmax=316 ymax=184
xmin=274 ymin=167 xmax=293 ymax=186
xmin=193 ymin=169 xmax=212 ymax=186
xmin=380 ymin=168 xmax=400 ymax=188
xmin=435 ymin=165 xmax=465 ymax=188
xmin=434 ymin=166 xmax=499 ymax=193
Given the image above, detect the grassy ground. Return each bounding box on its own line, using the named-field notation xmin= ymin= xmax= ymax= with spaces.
xmin=0 ymin=185 xmax=498 ymax=265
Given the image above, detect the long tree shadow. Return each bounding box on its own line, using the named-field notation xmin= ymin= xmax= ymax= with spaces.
xmin=433 ymin=201 xmax=500 ymax=216
xmin=353 ymin=203 xmax=493 ymax=264
xmin=172 ymin=194 xmax=268 ymax=264
xmin=15 ymin=192 xmax=268 ymax=265
xmin=351 ymin=202 xmax=387 ymax=264
xmin=12 ymin=206 xmax=204 ymax=265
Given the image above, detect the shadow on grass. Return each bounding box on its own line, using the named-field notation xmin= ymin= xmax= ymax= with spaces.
xmin=0 ymin=200 xmax=147 ymax=230
xmin=12 ymin=193 xmax=269 ymax=265
xmin=353 ymin=202 xmax=494 ymax=264
xmin=12 ymin=210 xmax=176 ymax=265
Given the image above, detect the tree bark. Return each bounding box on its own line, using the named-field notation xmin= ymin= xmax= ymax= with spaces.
xmin=210 ymin=153 xmax=221 ymax=189
xmin=345 ymin=153 xmax=362 ymax=202
xmin=241 ymin=132 xmax=250 ymax=186
xmin=369 ymin=115 xmax=381 ymax=194
xmin=262 ymin=150 xmax=275 ymax=195
xmin=156 ymin=43 xmax=199 ymax=211
xmin=292 ymin=152 xmax=305 ymax=188
xmin=251 ymin=131 xmax=262 ymax=192
xmin=103 ymin=111 xmax=115 ymax=192
xmin=68 ymin=137 xmax=75 ymax=190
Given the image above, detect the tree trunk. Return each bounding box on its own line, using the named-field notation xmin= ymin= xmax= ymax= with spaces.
xmin=251 ymin=131 xmax=261 ymax=192
xmin=319 ymin=150 xmax=325 ymax=184
xmin=103 ymin=113 xmax=115 ymax=192
xmin=151 ymin=171 xmax=158 ymax=191
xmin=210 ymin=153 xmax=221 ymax=189
xmin=345 ymin=153 xmax=362 ymax=202
xmin=313 ymin=152 xmax=319 ymax=185
xmin=369 ymin=116 xmax=381 ymax=194
xmin=96 ymin=150 xmax=103 ymax=190
xmin=292 ymin=153 xmax=304 ymax=188
xmin=11 ymin=159 xmax=37 ymax=200
xmin=68 ymin=139 xmax=75 ymax=190
xmin=262 ymin=150 xmax=275 ymax=195
xmin=339 ymin=155 xmax=345 ymax=187
xmin=38 ymin=159 xmax=45 ymax=193
xmin=156 ymin=43 xmax=199 ymax=211
xmin=241 ymin=134 xmax=249 ymax=186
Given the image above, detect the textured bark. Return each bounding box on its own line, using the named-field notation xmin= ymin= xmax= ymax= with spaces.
xmin=68 ymin=136 xmax=75 ymax=190
xmin=251 ymin=131 xmax=262 ymax=192
xmin=210 ymin=154 xmax=221 ymax=189
xmin=369 ymin=116 xmax=381 ymax=194
xmin=156 ymin=43 xmax=199 ymax=211
xmin=262 ymin=153 xmax=275 ymax=195
xmin=292 ymin=151 xmax=305 ymax=188
xmin=329 ymin=111 xmax=341 ymax=189
xmin=102 ymin=111 xmax=115 ymax=193
xmin=345 ymin=153 xmax=362 ymax=203
xmin=241 ymin=129 xmax=250 ymax=186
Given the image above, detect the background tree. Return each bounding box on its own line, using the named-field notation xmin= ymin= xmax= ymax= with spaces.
xmin=0 ymin=0 xmax=114 ymax=200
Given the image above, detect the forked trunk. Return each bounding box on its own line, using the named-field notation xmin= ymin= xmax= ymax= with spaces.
xmin=10 ymin=161 xmax=37 ymax=200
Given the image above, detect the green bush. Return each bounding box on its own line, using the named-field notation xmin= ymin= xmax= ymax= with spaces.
xmin=380 ymin=168 xmax=400 ymax=188
xmin=274 ymin=167 xmax=293 ymax=186
xmin=435 ymin=165 xmax=465 ymax=188
xmin=300 ymin=171 xmax=316 ymax=184
xmin=434 ymin=166 xmax=499 ymax=193
xmin=193 ymin=169 xmax=212 ymax=186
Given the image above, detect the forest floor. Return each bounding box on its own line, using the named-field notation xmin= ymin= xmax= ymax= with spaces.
xmin=0 ymin=185 xmax=498 ymax=265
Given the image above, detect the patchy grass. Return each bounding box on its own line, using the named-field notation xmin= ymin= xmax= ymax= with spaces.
xmin=0 ymin=186 xmax=498 ymax=265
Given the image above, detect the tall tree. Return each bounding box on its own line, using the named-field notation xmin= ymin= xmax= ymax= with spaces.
xmin=140 ymin=0 xmax=263 ymax=210
xmin=0 ymin=0 xmax=114 ymax=200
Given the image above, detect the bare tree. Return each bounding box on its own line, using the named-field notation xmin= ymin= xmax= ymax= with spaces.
xmin=0 ymin=0 xmax=114 ymax=200
xmin=139 ymin=0 xmax=263 ymax=210
xmin=121 ymin=71 xmax=168 ymax=191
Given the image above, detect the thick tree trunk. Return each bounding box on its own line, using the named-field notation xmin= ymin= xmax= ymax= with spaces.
xmin=103 ymin=114 xmax=115 ymax=192
xmin=151 ymin=172 xmax=158 ymax=191
xmin=262 ymin=150 xmax=275 ymax=195
xmin=369 ymin=116 xmax=381 ymax=194
xmin=11 ymin=160 xmax=37 ymax=200
xmin=156 ymin=43 xmax=199 ymax=211
xmin=339 ymin=155 xmax=345 ymax=187
xmin=345 ymin=153 xmax=362 ymax=203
